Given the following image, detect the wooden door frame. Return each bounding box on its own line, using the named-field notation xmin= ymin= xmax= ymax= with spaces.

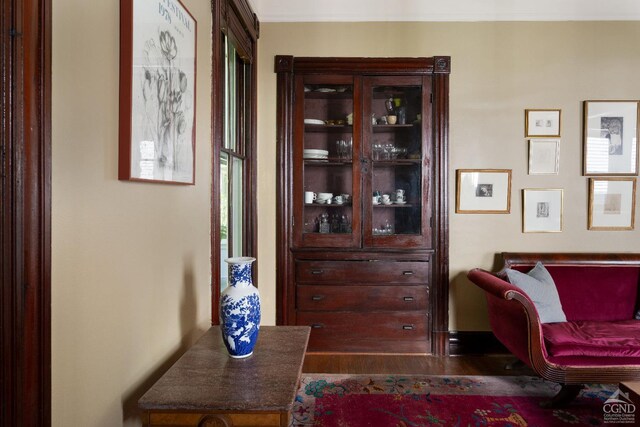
xmin=1 ymin=0 xmax=52 ymax=424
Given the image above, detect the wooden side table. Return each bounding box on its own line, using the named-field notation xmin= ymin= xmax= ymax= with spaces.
xmin=138 ymin=326 xmax=310 ymax=426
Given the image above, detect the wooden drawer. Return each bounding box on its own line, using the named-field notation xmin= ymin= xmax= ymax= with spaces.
xmin=296 ymin=260 xmax=429 ymax=284
xmin=297 ymin=285 xmax=429 ymax=311
xmin=297 ymin=312 xmax=429 ymax=353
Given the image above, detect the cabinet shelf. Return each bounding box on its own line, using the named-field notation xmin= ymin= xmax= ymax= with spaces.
xmin=372 ymin=124 xmax=415 ymax=132
xmin=304 ymin=159 xmax=352 ymax=166
xmin=373 ymin=204 xmax=414 ymax=208
xmin=305 ymin=124 xmax=352 ymax=133
xmin=305 ymin=91 xmax=352 ymax=99
xmin=304 ymin=203 xmax=352 ymax=207
xmin=372 ymin=159 xmax=421 ymax=165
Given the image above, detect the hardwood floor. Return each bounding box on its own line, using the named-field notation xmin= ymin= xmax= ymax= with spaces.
xmin=303 ymin=354 xmax=535 ymax=376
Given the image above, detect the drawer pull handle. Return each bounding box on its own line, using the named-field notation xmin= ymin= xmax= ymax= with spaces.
xmin=311 ymin=270 xmax=324 ymax=275
xmin=311 ymin=323 xmax=324 ymax=329
xmin=311 ymin=295 xmax=325 ymax=301
xmin=402 ymin=271 xmax=414 ymax=276
xmin=402 ymin=325 xmax=414 ymax=330
xmin=403 ymin=296 xmax=414 ymax=302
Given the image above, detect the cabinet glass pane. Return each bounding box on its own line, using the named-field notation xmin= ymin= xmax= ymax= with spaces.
xmin=302 ymin=83 xmax=354 ymax=236
xmin=220 ymin=153 xmax=229 ymax=290
xmin=370 ymin=85 xmax=422 ymax=236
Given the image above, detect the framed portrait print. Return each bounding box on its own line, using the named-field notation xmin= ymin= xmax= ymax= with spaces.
xmin=583 ymin=101 xmax=639 ymax=176
xmin=522 ymin=189 xmax=563 ymax=233
xmin=119 ymin=0 xmax=197 ymax=184
xmin=529 ymin=139 xmax=560 ymax=175
xmin=588 ymin=178 xmax=636 ymax=230
xmin=525 ymin=109 xmax=561 ymax=137
xmin=456 ymin=169 xmax=512 ymax=214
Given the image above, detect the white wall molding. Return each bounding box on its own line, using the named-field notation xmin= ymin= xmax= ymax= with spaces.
xmin=249 ymin=0 xmax=640 ymax=22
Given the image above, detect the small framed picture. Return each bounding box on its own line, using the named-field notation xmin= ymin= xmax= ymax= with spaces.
xmin=529 ymin=139 xmax=560 ymax=175
xmin=525 ymin=109 xmax=561 ymax=137
xmin=583 ymin=101 xmax=639 ymax=176
xmin=456 ymin=169 xmax=512 ymax=214
xmin=588 ymin=178 xmax=636 ymax=230
xmin=523 ymin=189 xmax=563 ymax=233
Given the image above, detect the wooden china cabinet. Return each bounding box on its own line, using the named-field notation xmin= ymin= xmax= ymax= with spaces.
xmin=275 ymin=56 xmax=450 ymax=355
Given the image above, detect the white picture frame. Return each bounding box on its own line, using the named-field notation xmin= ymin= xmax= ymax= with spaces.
xmin=456 ymin=169 xmax=512 ymax=214
xmin=588 ymin=178 xmax=636 ymax=230
xmin=525 ymin=109 xmax=561 ymax=138
xmin=529 ymin=139 xmax=560 ymax=175
xmin=583 ymin=100 xmax=639 ymax=176
xmin=523 ymin=189 xmax=563 ymax=233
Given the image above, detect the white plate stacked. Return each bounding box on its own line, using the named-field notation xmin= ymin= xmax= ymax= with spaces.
xmin=303 ymin=149 xmax=328 ymax=160
xmin=304 ymin=119 xmax=325 ymax=125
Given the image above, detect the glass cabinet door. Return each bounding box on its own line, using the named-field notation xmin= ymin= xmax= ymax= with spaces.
xmin=292 ymin=75 xmax=361 ymax=248
xmin=363 ymin=76 xmax=432 ymax=248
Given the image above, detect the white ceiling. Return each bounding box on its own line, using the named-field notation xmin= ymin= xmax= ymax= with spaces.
xmin=248 ymin=0 xmax=640 ymax=22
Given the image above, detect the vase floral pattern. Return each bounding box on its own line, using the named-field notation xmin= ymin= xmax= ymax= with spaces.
xmin=221 ymin=257 xmax=260 ymax=358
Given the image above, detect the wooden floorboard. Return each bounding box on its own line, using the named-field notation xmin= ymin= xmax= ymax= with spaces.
xmin=303 ymin=354 xmax=535 ymax=376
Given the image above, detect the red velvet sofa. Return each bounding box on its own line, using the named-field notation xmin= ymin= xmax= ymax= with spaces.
xmin=467 ymin=253 xmax=640 ymax=406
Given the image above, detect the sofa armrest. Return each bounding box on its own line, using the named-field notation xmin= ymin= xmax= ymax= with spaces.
xmin=467 ymin=268 xmax=547 ymax=368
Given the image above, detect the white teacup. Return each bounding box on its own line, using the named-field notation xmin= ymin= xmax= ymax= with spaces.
xmin=304 ymin=191 xmax=317 ymax=204
xmin=317 ymin=192 xmax=333 ymax=200
xmin=372 ymin=196 xmax=379 ymax=205
xmin=381 ymin=194 xmax=391 ymax=202
xmin=334 ymin=195 xmax=343 ymax=204
xmin=395 ymin=189 xmax=405 ymax=197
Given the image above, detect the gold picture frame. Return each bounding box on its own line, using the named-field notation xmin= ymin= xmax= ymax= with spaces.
xmin=583 ymin=100 xmax=639 ymax=176
xmin=588 ymin=177 xmax=636 ymax=230
xmin=522 ymin=188 xmax=563 ymax=233
xmin=455 ymin=169 xmax=512 ymax=214
xmin=525 ymin=109 xmax=561 ymax=138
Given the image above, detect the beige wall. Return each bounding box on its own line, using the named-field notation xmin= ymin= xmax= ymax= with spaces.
xmin=52 ymin=0 xmax=212 ymax=425
xmin=256 ymin=22 xmax=640 ymax=332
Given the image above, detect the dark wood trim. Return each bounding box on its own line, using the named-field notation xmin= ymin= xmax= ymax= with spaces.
xmin=211 ymin=0 xmax=259 ymax=324
xmin=502 ymin=252 xmax=640 ymax=269
xmin=1 ymin=0 xmax=52 ymax=424
xmin=432 ymin=64 xmax=450 ymax=356
xmin=448 ymin=331 xmax=508 ymax=355
xmin=275 ymin=60 xmax=293 ymax=326
xmin=290 ymin=57 xmax=437 ymax=75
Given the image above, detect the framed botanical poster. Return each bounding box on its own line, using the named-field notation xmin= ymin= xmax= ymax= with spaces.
xmin=456 ymin=169 xmax=512 ymax=214
xmin=525 ymin=109 xmax=561 ymax=137
xmin=529 ymin=139 xmax=560 ymax=175
xmin=588 ymin=178 xmax=636 ymax=230
xmin=583 ymin=101 xmax=639 ymax=176
xmin=119 ymin=0 xmax=197 ymax=184
xmin=522 ymin=189 xmax=563 ymax=233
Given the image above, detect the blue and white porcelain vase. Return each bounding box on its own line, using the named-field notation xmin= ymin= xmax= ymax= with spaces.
xmin=220 ymin=257 xmax=260 ymax=358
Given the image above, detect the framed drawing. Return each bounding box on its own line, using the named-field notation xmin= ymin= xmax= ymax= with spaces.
xmin=529 ymin=139 xmax=560 ymax=175
xmin=583 ymin=101 xmax=639 ymax=176
xmin=525 ymin=109 xmax=561 ymax=137
xmin=522 ymin=189 xmax=563 ymax=233
xmin=119 ymin=0 xmax=197 ymax=184
xmin=588 ymin=178 xmax=636 ymax=230
xmin=456 ymin=169 xmax=512 ymax=214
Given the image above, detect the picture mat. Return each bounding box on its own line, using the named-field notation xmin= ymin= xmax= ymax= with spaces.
xmin=585 ymin=101 xmax=638 ymax=175
xmin=529 ymin=139 xmax=560 ymax=175
xmin=457 ymin=171 xmax=510 ymax=212
xmin=590 ymin=179 xmax=635 ymax=228
xmin=523 ymin=189 xmax=563 ymax=232
xmin=526 ymin=110 xmax=560 ymax=137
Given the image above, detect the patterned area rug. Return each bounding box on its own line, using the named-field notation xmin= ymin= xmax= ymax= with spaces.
xmin=290 ymin=375 xmax=617 ymax=426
